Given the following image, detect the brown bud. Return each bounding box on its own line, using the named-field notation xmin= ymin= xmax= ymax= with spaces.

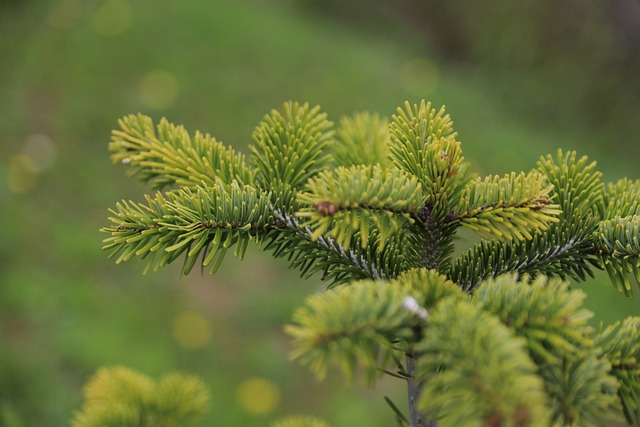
xmin=314 ymin=201 xmax=338 ymax=216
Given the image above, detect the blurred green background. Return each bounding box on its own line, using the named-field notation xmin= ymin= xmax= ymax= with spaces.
xmin=1 ymin=0 xmax=639 ymax=425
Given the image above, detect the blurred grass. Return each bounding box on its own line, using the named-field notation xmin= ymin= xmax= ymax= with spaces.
xmin=0 ymin=0 xmax=638 ymax=426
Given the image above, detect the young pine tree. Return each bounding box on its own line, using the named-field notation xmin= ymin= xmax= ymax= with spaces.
xmin=102 ymin=100 xmax=640 ymax=427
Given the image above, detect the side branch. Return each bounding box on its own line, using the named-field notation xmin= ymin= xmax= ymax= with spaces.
xmin=450 ymin=223 xmax=598 ymax=292
xmin=101 ymin=183 xmax=272 ymax=275
xmin=270 ymin=208 xmax=394 ymax=283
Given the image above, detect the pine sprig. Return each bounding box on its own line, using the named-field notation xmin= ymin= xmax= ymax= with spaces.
xmin=285 ymin=271 xmax=458 ymax=384
xmin=536 ymin=150 xmax=603 ymax=220
xmin=72 ymin=366 xmax=210 ymax=427
xmin=542 ymin=352 xmax=620 ymax=426
xmin=449 ymin=219 xmax=599 ymax=291
xmin=417 ymin=297 xmax=551 ymax=427
xmin=296 ymin=165 xmax=425 ymax=248
xmin=102 ymin=181 xmax=271 ymax=275
xmin=597 ymin=317 xmax=640 ymax=425
xmin=595 ymin=215 xmax=640 ymax=296
xmin=265 ymin=209 xmax=406 ymax=285
xmin=601 ymin=178 xmax=640 ymax=219
xmin=109 ymin=114 xmax=253 ymax=189
xmin=387 ymin=100 xmax=469 ymax=273
xmin=474 ymin=276 xmax=620 ymax=425
xmin=595 ymin=178 xmax=640 ymax=295
xmin=449 ymin=150 xmax=606 ymax=291
xmin=250 ymin=101 xmax=334 ymax=208
xmin=285 ymin=280 xmax=423 ymax=384
xmin=454 ymin=171 xmax=561 ymax=240
xmin=333 ymin=112 xmax=390 ymax=168
xmin=388 ymin=100 xmax=466 ymax=223
xmin=473 ymin=274 xmax=594 ymax=365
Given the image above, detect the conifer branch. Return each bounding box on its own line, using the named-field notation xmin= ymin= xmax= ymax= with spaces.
xmin=297 ymin=165 xmax=425 ymax=248
xmin=542 ymin=352 xmax=620 ymax=426
xmin=449 ymin=221 xmax=599 ymax=291
xmin=100 ymin=99 xmax=640 ymax=427
xmin=250 ymin=101 xmax=334 ymax=208
xmin=333 ymin=112 xmax=390 ymax=167
xmin=450 ymin=150 xmax=606 ymax=290
xmin=416 ymin=297 xmax=551 ymax=427
xmin=473 ymin=275 xmax=594 ymax=364
xmin=454 ymin=171 xmax=561 ymax=240
xmin=595 ymin=178 xmax=640 ymax=295
xmin=102 ymin=181 xmax=271 ymax=275
xmin=474 ymin=275 xmax=620 ymax=425
xmin=597 ymin=317 xmax=640 ymax=425
xmin=266 ymin=208 xmax=403 ymax=284
xmin=286 ymin=280 xmax=422 ymax=385
xmin=285 ymin=268 xmax=462 ymax=410
xmin=537 ymin=150 xmax=603 ymax=220
xmin=601 ymin=178 xmax=640 ymax=219
xmin=393 ymin=268 xmax=464 ymax=310
xmin=595 ymin=215 xmax=640 ymax=296
xmin=109 ymin=114 xmax=253 ymax=189
xmin=387 ymin=101 xmax=470 ymax=273
xmin=388 ymin=101 xmax=466 ymax=224
xmin=72 ymin=366 xmax=210 ymax=427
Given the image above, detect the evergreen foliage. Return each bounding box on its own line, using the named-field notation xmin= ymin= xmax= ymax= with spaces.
xmin=102 ymin=100 xmax=640 ymax=426
xmin=72 ymin=366 xmax=210 ymax=427
xmin=417 ymin=297 xmax=551 ymax=427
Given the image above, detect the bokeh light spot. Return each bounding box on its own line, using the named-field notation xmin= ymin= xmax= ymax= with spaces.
xmin=236 ymin=377 xmax=281 ymax=415
xmin=91 ymin=0 xmax=133 ymax=37
xmin=172 ymin=311 xmax=212 ymax=350
xmin=7 ymin=155 xmax=38 ymax=194
xmin=400 ymin=58 xmax=439 ymax=96
xmin=24 ymin=134 xmax=57 ymax=172
xmin=46 ymin=0 xmax=82 ymax=29
xmin=139 ymin=70 xmax=179 ymax=110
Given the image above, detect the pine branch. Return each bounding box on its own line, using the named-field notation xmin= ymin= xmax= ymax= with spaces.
xmin=454 ymin=171 xmax=561 ymax=241
xmin=449 ymin=150 xmax=605 ymax=291
xmin=285 ymin=280 xmax=423 ymax=385
xmin=416 ymin=297 xmax=551 ymax=427
xmin=449 ymin=219 xmax=599 ymax=291
xmin=597 ymin=317 xmax=640 ymax=425
xmin=296 ymin=165 xmax=425 ymax=248
xmin=285 ymin=269 xmax=461 ymax=392
xmin=72 ymin=366 xmax=210 ymax=427
xmin=109 ymin=114 xmax=253 ymax=190
xmin=333 ymin=111 xmax=390 ymax=168
xmin=100 ymin=100 xmax=640 ymax=427
xmin=265 ymin=208 xmax=405 ymax=285
xmin=542 ymin=353 xmax=620 ymax=426
xmin=388 ymin=100 xmax=466 ymax=224
xmin=473 ymin=274 xmax=594 ymax=365
xmin=594 ymin=177 xmax=640 ymax=296
xmin=536 ymin=149 xmax=603 ymax=221
xmin=388 ymin=101 xmax=471 ymax=272
xmin=102 ymin=181 xmax=272 ymax=275
xmin=250 ymin=101 xmax=334 ymax=209
xmin=595 ymin=215 xmax=640 ymax=296
xmin=596 ymin=178 xmax=640 ymax=295
xmin=473 ymin=275 xmax=620 ymax=426
xmin=601 ymin=178 xmax=640 ymax=219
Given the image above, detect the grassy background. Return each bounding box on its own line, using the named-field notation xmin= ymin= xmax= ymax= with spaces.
xmin=1 ymin=0 xmax=638 ymax=426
